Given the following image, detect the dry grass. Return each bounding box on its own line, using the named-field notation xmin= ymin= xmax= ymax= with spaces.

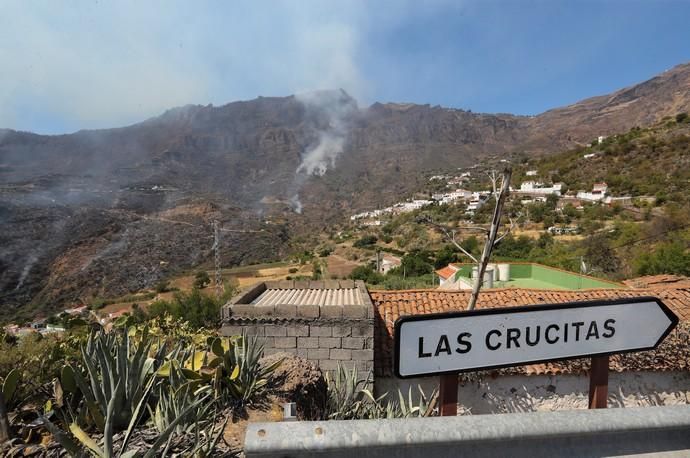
xmin=92 ymin=261 xmax=315 ymax=317
xmin=326 ymin=254 xmax=361 ymax=278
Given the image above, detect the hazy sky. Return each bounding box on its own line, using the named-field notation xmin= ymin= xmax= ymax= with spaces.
xmin=2 ymin=0 xmax=689 ymax=134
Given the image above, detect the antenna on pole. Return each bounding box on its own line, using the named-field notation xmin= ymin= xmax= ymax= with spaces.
xmin=213 ymin=220 xmax=222 ymax=299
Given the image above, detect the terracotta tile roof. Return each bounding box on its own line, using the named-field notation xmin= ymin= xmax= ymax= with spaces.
xmin=370 ymin=287 xmax=690 ymax=377
xmin=435 ymin=265 xmax=458 ymax=280
xmin=622 ymin=275 xmax=690 ymax=289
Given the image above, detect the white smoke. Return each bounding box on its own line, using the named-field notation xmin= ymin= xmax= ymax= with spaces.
xmin=296 ymin=132 xmax=345 ymax=176
xmin=289 ymin=194 xmax=303 ymax=214
xmin=289 ymin=90 xmax=357 ymax=213
xmin=295 ymin=89 xmax=355 ymax=176
xmin=15 ymin=254 xmax=38 ymax=290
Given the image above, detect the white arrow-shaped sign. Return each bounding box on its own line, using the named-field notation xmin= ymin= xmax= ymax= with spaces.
xmin=394 ymin=297 xmax=678 ymax=378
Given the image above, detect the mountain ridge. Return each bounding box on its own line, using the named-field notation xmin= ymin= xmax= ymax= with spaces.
xmin=1 ymin=62 xmax=689 ymax=319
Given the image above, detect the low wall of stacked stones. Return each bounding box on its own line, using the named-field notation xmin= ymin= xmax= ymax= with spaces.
xmin=220 ymin=280 xmax=375 ymax=373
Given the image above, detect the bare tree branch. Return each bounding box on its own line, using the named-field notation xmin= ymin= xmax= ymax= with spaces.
xmin=485 ymin=170 xmax=499 ymax=196
xmin=455 ymin=225 xmax=490 ymax=234
xmin=468 ymin=167 xmax=512 ymax=310
xmin=418 ymin=215 xmax=479 ymax=263
xmin=494 ymin=216 xmax=518 ymax=245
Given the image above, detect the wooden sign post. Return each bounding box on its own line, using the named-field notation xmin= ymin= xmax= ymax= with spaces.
xmin=588 ymin=355 xmax=609 ymax=409
xmin=394 ymin=297 xmax=678 ymax=415
xmin=439 ymin=374 xmax=458 ymax=416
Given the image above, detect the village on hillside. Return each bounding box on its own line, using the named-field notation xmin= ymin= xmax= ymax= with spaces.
xmin=350 ymin=149 xmax=634 ymax=231
xmin=2 ymin=3 xmax=690 ymax=453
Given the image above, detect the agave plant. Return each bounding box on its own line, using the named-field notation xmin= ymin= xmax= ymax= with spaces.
xmin=364 ymin=385 xmax=438 ymax=419
xmin=43 ymin=378 xmax=207 ymax=458
xmin=1 ymin=368 xmax=20 ymax=410
xmin=154 ymin=406 xmax=228 ymax=457
xmin=181 ymin=413 xmax=227 ymax=457
xmin=217 ymin=334 xmax=282 ymax=404
xmin=59 ymin=327 xmax=158 ymax=432
xmin=165 ymin=334 xmax=282 ymax=405
xmin=45 ymin=369 xmax=89 ymax=429
xmin=151 ymin=360 xmax=214 ymax=435
xmin=42 ymin=326 xmax=221 ymax=457
xmin=325 ymin=364 xmax=374 ymax=420
xmin=147 ymin=354 xmax=231 ymax=456
xmin=326 ymin=365 xmax=438 ymax=420
xmin=0 ymin=368 xmax=19 ymax=442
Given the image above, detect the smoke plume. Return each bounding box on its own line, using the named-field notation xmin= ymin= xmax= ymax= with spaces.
xmin=290 ymin=89 xmax=357 ymax=213
xmin=296 ymin=132 xmax=346 ymax=176
xmin=15 ymin=254 xmax=38 ymax=290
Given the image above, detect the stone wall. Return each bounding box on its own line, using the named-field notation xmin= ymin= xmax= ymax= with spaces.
xmin=376 ymin=371 xmax=690 ymax=414
xmin=220 ymin=280 xmax=375 ymax=373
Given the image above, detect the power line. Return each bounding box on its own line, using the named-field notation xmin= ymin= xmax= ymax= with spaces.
xmin=97 ymin=208 xmax=270 ymax=294
xmin=609 ymin=222 xmax=690 ymax=251
xmin=101 ymin=207 xmax=267 ymax=234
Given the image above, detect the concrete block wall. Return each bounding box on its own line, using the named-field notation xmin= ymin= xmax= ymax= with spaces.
xmin=220 ymin=280 xmax=375 ymax=374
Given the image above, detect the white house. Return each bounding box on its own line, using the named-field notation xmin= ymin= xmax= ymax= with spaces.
xmin=465 ymin=192 xmax=490 ymax=214
xmin=433 ymin=189 xmax=474 ymax=204
xmin=547 ymin=225 xmax=580 ymax=235
xmin=378 ymin=254 xmax=402 ymax=274
xmin=436 ymin=264 xmax=460 ymax=287
xmin=577 ymin=182 xmax=608 ymax=202
xmin=448 ymin=189 xmax=473 ymax=201
xmin=465 ymin=201 xmax=482 ymax=213
xmin=526 ymin=170 xmax=538 ymax=176
xmin=515 ymin=181 xmax=563 ymax=196
xmin=405 ymin=200 xmax=434 ymax=211
xmin=351 ymin=208 xmax=392 ymax=221
xmin=43 ymin=324 xmax=66 ymax=334
xmin=521 ymin=196 xmax=547 ymax=205
xmin=604 ymin=196 xmax=633 ymax=206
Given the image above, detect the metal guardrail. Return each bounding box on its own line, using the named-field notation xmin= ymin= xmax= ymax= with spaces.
xmin=245 ymin=405 xmax=690 ymax=457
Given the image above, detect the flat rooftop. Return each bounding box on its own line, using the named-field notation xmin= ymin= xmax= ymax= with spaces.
xmin=230 ymin=280 xmax=369 ymax=307
xmin=251 ymin=283 xmax=365 ymax=306
xmin=450 ymin=262 xmax=623 ymax=290
xmin=222 ymin=279 xmax=374 ymax=320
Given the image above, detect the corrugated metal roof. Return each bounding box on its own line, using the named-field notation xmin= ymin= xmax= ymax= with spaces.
xmin=252 ymin=288 xmax=364 ymax=306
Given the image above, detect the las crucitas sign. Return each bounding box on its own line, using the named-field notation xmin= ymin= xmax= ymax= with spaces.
xmin=394 ymin=297 xmax=678 ymax=378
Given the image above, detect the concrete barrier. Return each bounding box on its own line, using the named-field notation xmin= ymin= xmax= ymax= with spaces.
xmin=245 ymin=405 xmax=690 ymax=457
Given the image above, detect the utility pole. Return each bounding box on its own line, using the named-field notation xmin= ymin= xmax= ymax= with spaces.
xmin=579 ymin=255 xmax=586 ymax=290
xmin=439 ymin=167 xmax=512 ymax=416
xmin=213 ymin=220 xmax=222 ymax=299
xmin=467 ymin=167 xmax=512 ymax=310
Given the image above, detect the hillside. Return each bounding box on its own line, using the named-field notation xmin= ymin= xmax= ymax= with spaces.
xmin=523 ymin=62 xmax=690 ymax=149
xmin=3 ymin=64 xmax=689 ymax=215
xmin=519 ymin=115 xmax=690 ymax=202
xmin=1 ymin=63 xmax=690 ymax=320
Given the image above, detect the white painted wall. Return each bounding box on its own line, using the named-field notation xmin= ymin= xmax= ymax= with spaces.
xmin=376 ymin=371 xmax=690 ymax=414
